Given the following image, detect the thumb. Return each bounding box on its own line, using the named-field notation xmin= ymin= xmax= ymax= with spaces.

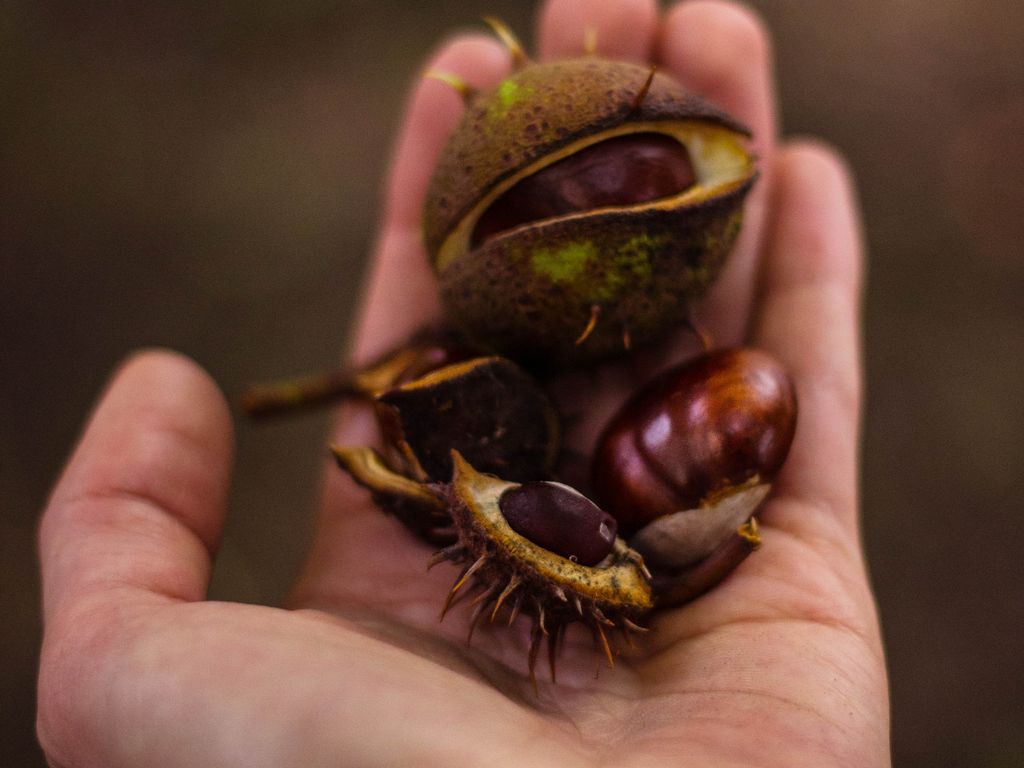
xmin=40 ymin=349 xmax=234 ymax=623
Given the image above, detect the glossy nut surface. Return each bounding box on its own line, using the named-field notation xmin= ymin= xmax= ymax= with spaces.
xmin=499 ymin=481 xmax=617 ymax=566
xmin=592 ymin=348 xmax=797 ymax=534
xmin=471 ymin=133 xmax=696 ymax=248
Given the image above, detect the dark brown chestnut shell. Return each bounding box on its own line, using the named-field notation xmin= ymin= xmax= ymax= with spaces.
xmin=376 ymin=355 xmax=560 ymax=483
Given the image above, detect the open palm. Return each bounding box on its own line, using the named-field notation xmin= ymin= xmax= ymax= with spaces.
xmin=38 ymin=1 xmax=889 ymax=766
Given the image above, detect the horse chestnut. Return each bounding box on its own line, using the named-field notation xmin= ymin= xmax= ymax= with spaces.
xmin=424 ymin=55 xmax=756 ymax=366
xmin=593 ymin=348 xmax=797 ymax=542
xmin=499 ymin=481 xmax=617 ymax=566
xmin=375 ymin=355 xmax=560 ymax=483
xmin=250 ymin=20 xmax=779 ymax=679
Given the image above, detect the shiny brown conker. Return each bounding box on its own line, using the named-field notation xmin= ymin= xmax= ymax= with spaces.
xmin=592 ymin=348 xmax=797 ymax=534
xmin=498 ymin=481 xmax=617 ymax=566
xmin=471 ymin=133 xmax=696 ymax=248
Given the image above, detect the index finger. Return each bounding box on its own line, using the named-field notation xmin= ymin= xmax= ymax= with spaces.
xmin=349 ymin=36 xmax=509 ymax=364
xmin=39 ymin=351 xmax=234 ymax=623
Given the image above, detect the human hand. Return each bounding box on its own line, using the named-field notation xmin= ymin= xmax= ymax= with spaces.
xmin=38 ymin=1 xmax=889 ymax=766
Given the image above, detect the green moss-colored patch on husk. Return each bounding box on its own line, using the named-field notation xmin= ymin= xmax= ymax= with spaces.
xmin=438 ymin=185 xmax=750 ymax=367
xmin=423 ymin=56 xmax=756 ymax=367
xmin=529 ymin=240 xmax=596 ymax=284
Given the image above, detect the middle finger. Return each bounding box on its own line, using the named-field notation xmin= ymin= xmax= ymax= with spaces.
xmin=537 ymin=0 xmax=660 ymax=63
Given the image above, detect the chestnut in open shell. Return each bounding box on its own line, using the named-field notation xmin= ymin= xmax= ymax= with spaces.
xmin=435 ymin=452 xmax=652 ymax=680
xmin=424 ymin=34 xmax=756 ymax=367
xmin=332 ymin=355 xmax=561 ymax=544
xmin=246 ymin=23 xmax=789 ymax=684
xmin=498 ymin=481 xmax=617 ymax=566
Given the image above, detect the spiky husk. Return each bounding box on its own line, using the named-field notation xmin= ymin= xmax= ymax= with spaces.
xmin=434 ymin=452 xmax=652 ymax=685
xmin=331 ymin=446 xmax=455 ymax=545
xmin=423 ymin=57 xmax=756 ymax=366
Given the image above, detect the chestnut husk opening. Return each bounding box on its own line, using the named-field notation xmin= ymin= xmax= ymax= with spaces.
xmin=471 ymin=133 xmax=696 ymax=248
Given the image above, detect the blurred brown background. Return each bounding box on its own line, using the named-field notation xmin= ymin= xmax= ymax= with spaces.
xmin=2 ymin=1 xmax=1022 ymax=765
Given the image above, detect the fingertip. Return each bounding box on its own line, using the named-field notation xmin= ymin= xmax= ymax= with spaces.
xmin=100 ymin=347 xmax=235 ymax=472
xmin=537 ymin=0 xmax=660 ymax=62
xmin=778 ymin=137 xmax=855 ymax=177
xmin=662 ymin=0 xmax=771 ymax=76
xmin=768 ymin=140 xmax=864 ymax=295
xmin=118 ymin=346 xmax=232 ymax=413
xmin=383 ymin=34 xmax=510 ymax=231
xmin=659 ymin=0 xmax=774 ymax=146
xmin=775 ymin=139 xmax=859 ymax=220
xmin=419 ymin=33 xmax=511 ymax=99
xmin=42 ymin=348 xmax=235 ymax=595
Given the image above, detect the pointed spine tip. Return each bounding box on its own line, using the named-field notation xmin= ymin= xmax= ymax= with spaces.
xmin=737 ymin=516 xmax=762 ymax=549
xmin=683 ymin=308 xmax=713 ymax=353
xmin=452 ymin=555 xmax=487 ymax=594
xmin=482 ymin=16 xmax=529 ymax=69
xmin=507 ymin=592 xmax=523 ymax=626
xmin=547 ymin=626 xmax=563 ymax=683
xmin=466 ymin=582 xmax=500 ymax=645
xmin=427 ymin=543 xmax=465 ymax=570
xmin=536 ymin=600 xmax=549 ymax=636
xmin=439 ymin=555 xmax=486 ymax=621
xmin=574 ymin=304 xmax=601 ymax=346
xmin=490 ymin=575 xmax=521 ymax=622
xmin=596 ymin=623 xmax=615 ymax=668
xmin=424 ymin=70 xmax=476 ymax=103
xmin=527 ymin=623 xmax=543 ymax=695
xmin=630 ymin=65 xmax=657 ymax=113
xmin=583 ymin=26 xmax=598 ymax=56
xmin=623 ymin=617 xmax=649 ymax=634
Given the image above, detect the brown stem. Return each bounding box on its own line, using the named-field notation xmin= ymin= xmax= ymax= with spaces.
xmin=651 ymin=520 xmax=759 ymax=609
xmin=682 ymin=307 xmax=713 ymax=353
xmin=240 ymin=369 xmax=368 ymax=418
xmin=241 ymin=329 xmax=474 ymax=418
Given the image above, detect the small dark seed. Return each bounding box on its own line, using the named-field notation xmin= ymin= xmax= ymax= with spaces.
xmin=498 ymin=482 xmax=617 ymax=566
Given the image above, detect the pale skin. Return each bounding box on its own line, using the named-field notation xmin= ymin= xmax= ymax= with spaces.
xmin=37 ymin=1 xmax=890 ymax=766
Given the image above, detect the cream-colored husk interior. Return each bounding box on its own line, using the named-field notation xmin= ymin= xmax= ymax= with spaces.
xmin=436 ymin=121 xmax=755 ymax=272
